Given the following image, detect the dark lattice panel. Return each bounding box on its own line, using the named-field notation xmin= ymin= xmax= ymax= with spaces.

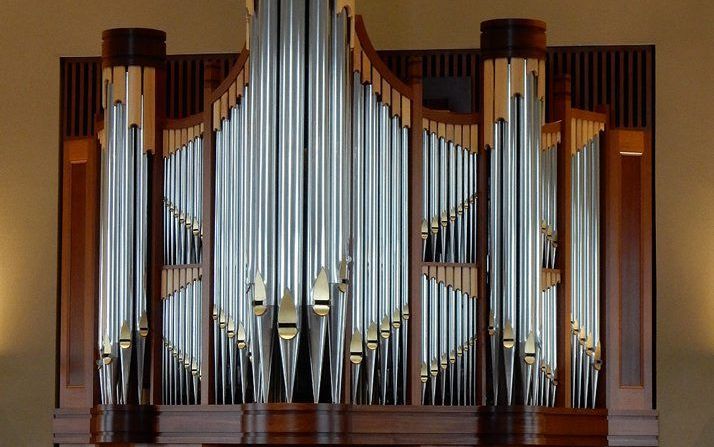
xmin=379 ymin=46 xmax=654 ymax=129
xmin=379 ymin=50 xmax=482 ymax=114
xmin=546 ymin=46 xmax=654 ymax=128
xmin=60 ymin=54 xmax=237 ymax=138
xmin=61 ymin=46 xmax=653 ymax=138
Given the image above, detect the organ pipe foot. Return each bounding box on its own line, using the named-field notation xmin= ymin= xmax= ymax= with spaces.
xmin=278 ymin=290 xmax=300 ymax=403
xmin=379 ymin=315 xmax=391 ymax=404
xmin=307 ymin=310 xmax=328 ymax=403
xmin=489 ymin=332 xmax=500 ymax=404
xmin=329 ymin=285 xmax=347 ymax=404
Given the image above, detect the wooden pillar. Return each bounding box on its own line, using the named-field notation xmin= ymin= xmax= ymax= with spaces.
xmin=603 ymin=128 xmax=654 ymax=411
xmin=58 ymin=136 xmax=100 ymax=408
xmin=407 ymin=55 xmax=424 ymax=405
xmin=552 ymin=75 xmax=573 ymax=408
xmin=200 ymin=60 xmax=223 ymax=405
xmin=476 ymin=57 xmax=489 ymax=404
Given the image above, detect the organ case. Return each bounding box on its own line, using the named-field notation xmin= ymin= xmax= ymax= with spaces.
xmin=54 ymin=3 xmax=657 ymax=446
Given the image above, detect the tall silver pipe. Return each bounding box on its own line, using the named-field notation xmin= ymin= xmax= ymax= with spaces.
xmin=438 ymin=138 xmax=442 ymax=262
xmin=307 ymin=0 xmax=330 ymax=404
xmin=329 ymin=8 xmax=350 ymax=405
xmin=489 ymin=120 xmax=502 ymax=404
xmin=390 ymin=115 xmax=401 ymax=405
xmin=277 ymin=0 xmax=305 ymax=404
xmin=420 ymin=274 xmax=429 ymax=403
xmin=429 ymin=132 xmax=438 ymax=260
xmin=350 ymin=72 xmax=365 ymax=403
xmin=400 ymin=125 xmax=410 ymax=405
xmin=422 ymin=131 xmax=430 ymax=259
xmin=429 ymin=277 xmax=438 ymax=404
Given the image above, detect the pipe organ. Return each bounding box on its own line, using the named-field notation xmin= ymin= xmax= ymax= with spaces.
xmin=55 ymin=5 xmax=658 ymax=446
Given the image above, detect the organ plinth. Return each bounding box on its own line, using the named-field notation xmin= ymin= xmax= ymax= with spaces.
xmin=54 ymin=4 xmax=657 ymax=446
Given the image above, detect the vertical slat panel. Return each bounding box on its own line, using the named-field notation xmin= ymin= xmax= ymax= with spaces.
xmin=68 ymin=62 xmax=76 ymax=136
xmin=78 ymin=63 xmax=86 ymax=136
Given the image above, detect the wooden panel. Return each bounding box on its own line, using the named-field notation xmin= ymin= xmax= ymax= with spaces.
xmin=608 ymin=409 xmax=659 ymax=446
xmin=55 ymin=404 xmax=610 ymax=446
xmin=59 ymin=137 xmax=98 ymax=408
xmin=604 ymin=129 xmax=653 ymax=411
xmin=620 ymin=154 xmax=643 ymax=387
xmin=68 ymin=162 xmax=87 ymax=386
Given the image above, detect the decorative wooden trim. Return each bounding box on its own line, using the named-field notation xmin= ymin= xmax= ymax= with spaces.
xmin=210 ymin=47 xmax=250 ymax=102
xmin=127 ymin=66 xmax=142 ymax=126
xmin=59 ymin=137 xmax=99 ymax=409
xmin=422 ymin=265 xmax=479 ymax=297
xmin=101 ymin=28 xmax=166 ymax=69
xmin=143 ymin=67 xmax=156 ymax=153
xmin=604 ymin=128 xmax=653 ymax=411
xmin=164 ymin=113 xmax=204 ymax=130
xmin=552 ymin=75 xmax=573 ymax=407
xmin=406 ymin=55 xmax=423 ymax=404
xmin=480 ymin=19 xmax=547 ymax=60
xmin=200 ymin=60 xmax=223 ymax=404
xmin=608 ymin=409 xmax=659 ymax=446
xmin=354 ymin=15 xmax=413 ymax=98
xmin=162 ymin=118 xmax=203 ymax=157
xmin=422 ymin=108 xmax=480 ymax=153
xmin=542 ymin=121 xmax=562 ymax=153
xmin=53 ymin=404 xmax=611 ymax=446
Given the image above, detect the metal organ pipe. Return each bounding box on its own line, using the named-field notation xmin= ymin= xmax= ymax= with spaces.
xmin=208 ymin=0 xmax=412 ymax=405
xmin=570 ymin=119 xmax=603 ymax=408
xmin=163 ymin=126 xmax=205 ymax=404
xmin=481 ymin=20 xmax=548 ymax=406
xmin=419 ymin=117 xmax=479 ymax=406
xmin=97 ymin=29 xmax=164 ymax=405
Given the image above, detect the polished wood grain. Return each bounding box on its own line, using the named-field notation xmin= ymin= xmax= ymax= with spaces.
xmin=59 ymin=137 xmax=99 ymax=408
xmin=552 ymin=76 xmax=573 ymax=408
xmin=54 ymin=404 xmax=619 ymax=446
xmin=200 ymin=61 xmax=223 ymax=405
xmin=407 ymin=55 xmax=424 ymax=405
xmin=603 ymin=129 xmax=653 ymax=411
xmin=101 ymin=28 xmax=166 ymax=69
xmin=354 ymin=15 xmax=412 ymax=97
xmin=209 ymin=48 xmax=249 ymax=103
xmin=149 ymin=58 xmax=168 ymax=405
xmin=55 ymin=17 xmax=658 ymax=447
xmin=480 ymin=19 xmax=547 ymax=60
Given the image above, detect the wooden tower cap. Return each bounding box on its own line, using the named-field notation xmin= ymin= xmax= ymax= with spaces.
xmin=480 ymin=18 xmax=547 ymax=60
xmin=102 ymin=28 xmax=166 ymax=68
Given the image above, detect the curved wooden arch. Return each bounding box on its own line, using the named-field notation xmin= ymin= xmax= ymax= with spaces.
xmin=354 ymin=16 xmax=412 ymax=97
xmin=210 ymin=47 xmax=249 ymax=102
xmin=354 ymin=15 xmax=415 ymax=126
xmin=162 ymin=114 xmax=204 ymax=157
xmin=422 ymin=107 xmax=480 ymax=153
xmin=209 ymin=47 xmax=250 ymax=130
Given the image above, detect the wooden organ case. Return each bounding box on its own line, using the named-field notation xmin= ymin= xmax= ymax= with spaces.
xmin=55 ymin=4 xmax=657 ymax=446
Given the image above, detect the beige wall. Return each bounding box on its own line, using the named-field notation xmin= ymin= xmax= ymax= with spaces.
xmin=0 ymin=1 xmax=711 ymax=445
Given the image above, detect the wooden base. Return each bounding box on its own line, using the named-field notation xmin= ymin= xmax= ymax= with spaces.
xmin=53 ymin=404 xmax=657 ymax=446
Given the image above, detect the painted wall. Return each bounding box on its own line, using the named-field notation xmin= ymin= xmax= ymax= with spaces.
xmin=0 ymin=1 xmax=711 ymax=445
